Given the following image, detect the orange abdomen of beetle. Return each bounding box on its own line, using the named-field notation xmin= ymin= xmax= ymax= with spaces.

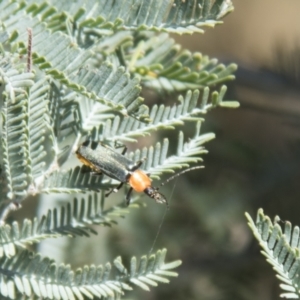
xmin=129 ymin=170 xmax=152 ymax=192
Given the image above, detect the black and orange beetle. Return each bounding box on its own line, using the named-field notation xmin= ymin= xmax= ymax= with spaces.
xmin=76 ymin=141 xmax=167 ymax=205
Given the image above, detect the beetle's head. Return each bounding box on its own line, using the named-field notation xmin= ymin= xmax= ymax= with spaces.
xmin=144 ymin=186 xmax=168 ymax=207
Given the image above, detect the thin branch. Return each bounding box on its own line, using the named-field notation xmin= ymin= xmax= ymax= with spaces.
xmin=27 ymin=28 xmax=32 ymax=72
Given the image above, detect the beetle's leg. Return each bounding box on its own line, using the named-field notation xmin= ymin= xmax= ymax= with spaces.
xmin=105 ymin=181 xmax=124 ymax=197
xmin=81 ymin=140 xmax=91 ymax=147
xmin=126 ymin=187 xmax=133 ymax=205
xmin=121 ymin=146 xmax=127 ymax=155
xmin=90 ymin=171 xmax=102 ymax=176
xmin=131 ymin=157 xmax=147 ymax=171
xmin=80 ymin=165 xmax=102 ymax=176
xmin=112 ymin=140 xmax=127 ymax=155
xmin=80 ymin=165 xmax=94 ymax=174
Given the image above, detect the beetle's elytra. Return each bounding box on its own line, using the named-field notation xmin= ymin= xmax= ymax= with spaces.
xmin=75 ymin=141 xmax=167 ymax=205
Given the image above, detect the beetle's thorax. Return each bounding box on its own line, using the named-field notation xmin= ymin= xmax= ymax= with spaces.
xmin=129 ymin=169 xmax=151 ymax=192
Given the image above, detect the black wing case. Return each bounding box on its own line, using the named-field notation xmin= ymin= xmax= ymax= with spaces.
xmin=76 ymin=143 xmax=131 ymax=182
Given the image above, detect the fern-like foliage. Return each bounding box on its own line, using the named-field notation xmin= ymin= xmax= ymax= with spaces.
xmin=0 ymin=56 xmax=34 ymax=201
xmin=0 ymin=57 xmax=57 ymax=202
xmin=1 ymin=13 xmax=144 ymax=119
xmin=127 ymin=121 xmax=214 ymax=178
xmin=129 ymin=32 xmax=237 ymax=92
xmin=246 ymin=209 xmax=300 ymax=299
xmin=0 ymin=0 xmax=237 ymax=298
xmin=90 ymin=86 xmax=239 ymax=143
xmin=22 ymin=0 xmax=233 ymax=35
xmin=0 ymin=248 xmax=180 ymax=299
xmin=0 ymin=193 xmax=143 ymax=258
xmin=0 ymin=0 xmax=237 ymax=204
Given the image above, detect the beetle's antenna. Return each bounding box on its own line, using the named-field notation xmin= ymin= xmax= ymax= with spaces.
xmin=149 ymin=166 xmax=193 ymax=254
xmin=148 ymin=166 xmax=203 ymax=251
xmin=160 ymin=166 xmax=204 ymax=187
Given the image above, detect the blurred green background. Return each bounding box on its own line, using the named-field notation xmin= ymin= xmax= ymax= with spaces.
xmin=14 ymin=1 xmax=300 ymax=299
